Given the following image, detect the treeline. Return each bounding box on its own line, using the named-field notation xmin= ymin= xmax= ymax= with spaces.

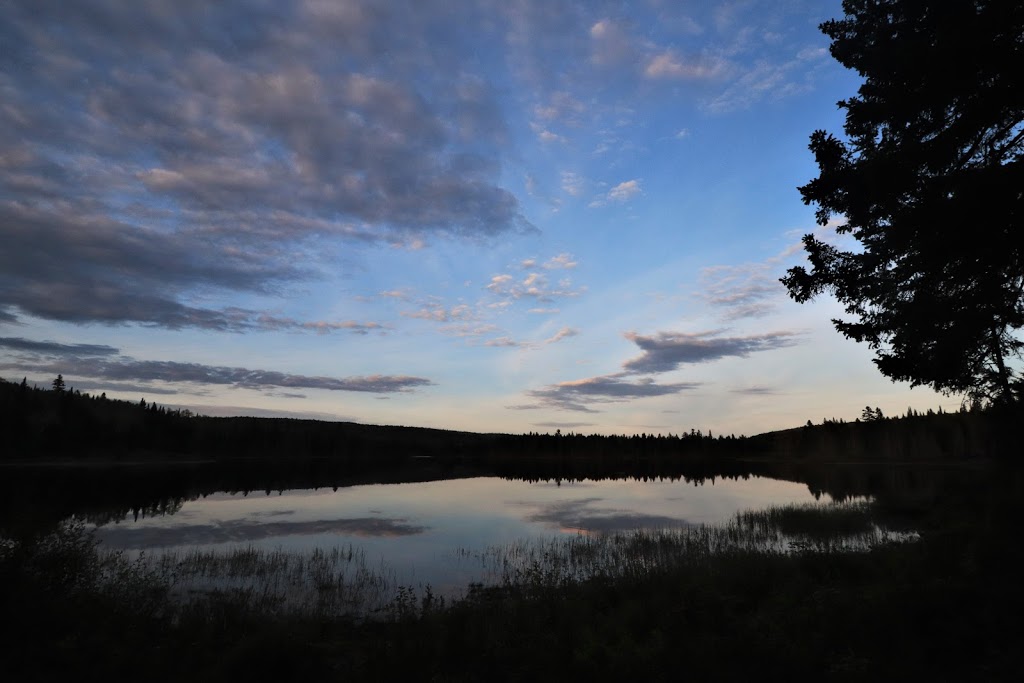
xmin=749 ymin=402 xmax=1021 ymax=461
xmin=4 ymin=377 xmax=1017 ymax=463
xmin=0 ymin=378 xmax=743 ymax=462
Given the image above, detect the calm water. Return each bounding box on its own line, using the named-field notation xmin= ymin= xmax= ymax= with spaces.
xmin=92 ymin=474 xmax=844 ymax=592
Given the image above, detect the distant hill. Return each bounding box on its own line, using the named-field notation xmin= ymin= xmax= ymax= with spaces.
xmin=746 ymin=408 xmax=1015 ymax=461
xmin=0 ymin=377 xmax=729 ymax=462
xmin=2 ymin=377 xmax=1015 ymax=463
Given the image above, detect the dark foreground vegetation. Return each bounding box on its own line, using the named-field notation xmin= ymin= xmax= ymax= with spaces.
xmin=2 ymin=460 xmax=1021 ymax=681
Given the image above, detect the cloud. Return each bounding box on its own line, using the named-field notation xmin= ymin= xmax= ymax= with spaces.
xmin=589 ymin=19 xmax=638 ymax=67
xmin=704 ymin=46 xmax=830 ymax=114
xmin=644 ymin=51 xmax=727 ymax=80
xmin=483 ymin=336 xmax=523 ymax=348
xmin=0 ymin=337 xmax=119 ymax=357
xmin=532 ymin=422 xmax=595 ymax=429
xmin=401 ymin=302 xmax=477 ymax=323
xmin=533 ymin=91 xmax=584 ymax=125
xmin=544 ymin=327 xmax=579 ymax=344
xmin=0 ymin=1 xmax=530 ymax=330
xmin=523 ymin=498 xmax=688 ymax=534
xmin=590 ymin=179 xmax=642 ymax=207
xmin=486 ymin=270 xmax=584 ymax=303
xmin=518 ymin=253 xmax=578 ymax=271
xmin=560 ymin=172 xmax=584 ymax=197
xmin=731 ymin=385 xmax=781 ymax=395
xmin=252 ymin=316 xmax=387 ymax=335
xmin=622 ymin=330 xmax=801 ymax=374
xmin=609 ymin=179 xmax=642 ymax=201
xmin=1 ymin=351 xmax=433 ymax=395
xmin=95 ymin=516 xmax=428 ymax=550
xmin=544 ymin=253 xmax=579 ymax=269
xmin=699 ymin=263 xmax=782 ymax=320
xmin=527 ymin=374 xmax=700 ymax=412
xmin=445 ymin=323 xmax=500 ymax=340
xmin=477 ymin=326 xmax=576 ymax=350
xmin=379 ymin=289 xmax=413 ymax=300
xmin=531 ymin=123 xmax=568 ymax=144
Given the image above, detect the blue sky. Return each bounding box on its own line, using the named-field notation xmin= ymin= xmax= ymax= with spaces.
xmin=0 ymin=0 xmax=955 ymax=436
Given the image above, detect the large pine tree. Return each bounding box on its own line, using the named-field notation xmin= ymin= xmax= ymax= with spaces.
xmin=783 ymin=0 xmax=1024 ymax=403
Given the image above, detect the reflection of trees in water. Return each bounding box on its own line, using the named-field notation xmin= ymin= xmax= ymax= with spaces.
xmin=0 ymin=453 xmax=980 ymax=539
xmin=81 ymin=497 xmax=187 ymax=527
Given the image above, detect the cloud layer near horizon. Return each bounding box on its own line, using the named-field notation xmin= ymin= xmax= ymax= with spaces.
xmin=0 ymin=336 xmax=432 ymax=395
xmin=522 ymin=328 xmax=801 ymax=412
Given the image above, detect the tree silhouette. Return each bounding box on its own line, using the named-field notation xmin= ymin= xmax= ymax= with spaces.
xmin=782 ymin=1 xmax=1024 ymax=404
xmin=52 ymin=374 xmax=66 ymax=393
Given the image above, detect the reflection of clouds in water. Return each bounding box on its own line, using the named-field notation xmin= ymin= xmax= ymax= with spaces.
xmin=523 ymin=498 xmax=689 ymax=534
xmin=251 ymin=510 xmax=296 ymax=518
xmin=97 ymin=517 xmax=428 ymax=549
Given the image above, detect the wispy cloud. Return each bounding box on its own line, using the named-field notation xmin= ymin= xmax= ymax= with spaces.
xmin=478 ymin=326 xmax=578 ymax=350
xmin=401 ymin=302 xmax=478 ymax=323
xmin=253 ymin=316 xmax=387 ymax=335
xmin=527 ymin=374 xmax=700 ymax=412
xmin=1 ymin=336 xmax=434 ymax=395
xmin=532 ymin=421 xmax=595 ymax=429
xmin=560 ymin=172 xmax=585 ymax=197
xmin=704 ymin=45 xmax=830 ymax=113
xmin=523 ymin=497 xmax=686 ymax=533
xmin=644 ymin=50 xmax=727 ymax=80
xmin=486 ymin=271 xmax=584 ymax=303
xmin=531 ymin=122 xmax=568 ymax=144
xmin=518 ymin=325 xmax=801 ymax=412
xmin=544 ymin=253 xmax=579 ymax=270
xmin=96 ymin=517 xmax=428 ymax=550
xmin=622 ymin=330 xmax=801 ymax=374
xmin=589 ymin=19 xmax=638 ymax=67
xmin=534 ymin=91 xmax=585 ymax=125
xmin=699 ymin=263 xmax=782 ymax=320
xmin=731 ymin=385 xmax=781 ymax=396
xmin=0 ymin=337 xmax=119 ymax=357
xmin=545 ymin=327 xmax=579 ymax=344
xmin=589 ymin=179 xmax=642 ymax=207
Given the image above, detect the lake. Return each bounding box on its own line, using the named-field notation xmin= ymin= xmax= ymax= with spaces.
xmin=89 ymin=472 xmax=857 ymax=594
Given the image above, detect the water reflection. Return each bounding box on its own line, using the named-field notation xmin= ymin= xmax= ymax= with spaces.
xmin=98 ymin=516 xmax=428 ymax=549
xmin=522 ymin=497 xmax=686 ymax=534
xmin=0 ymin=458 xmax=976 ymax=596
xmin=83 ymin=475 xmax=835 ymax=591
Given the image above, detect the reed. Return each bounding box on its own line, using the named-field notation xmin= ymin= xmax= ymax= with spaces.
xmin=144 ymin=543 xmax=397 ymax=619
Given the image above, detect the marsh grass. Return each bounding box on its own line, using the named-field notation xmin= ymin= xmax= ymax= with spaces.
xmin=7 ymin=494 xmax=1014 ymax=681
xmin=146 ymin=543 xmax=398 ymax=619
xmin=82 ymin=499 xmax=914 ymax=622
xmin=459 ymin=500 xmax=914 ymax=594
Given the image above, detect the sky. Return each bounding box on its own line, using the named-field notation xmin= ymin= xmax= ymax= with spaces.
xmin=0 ymin=0 xmax=957 ymax=437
